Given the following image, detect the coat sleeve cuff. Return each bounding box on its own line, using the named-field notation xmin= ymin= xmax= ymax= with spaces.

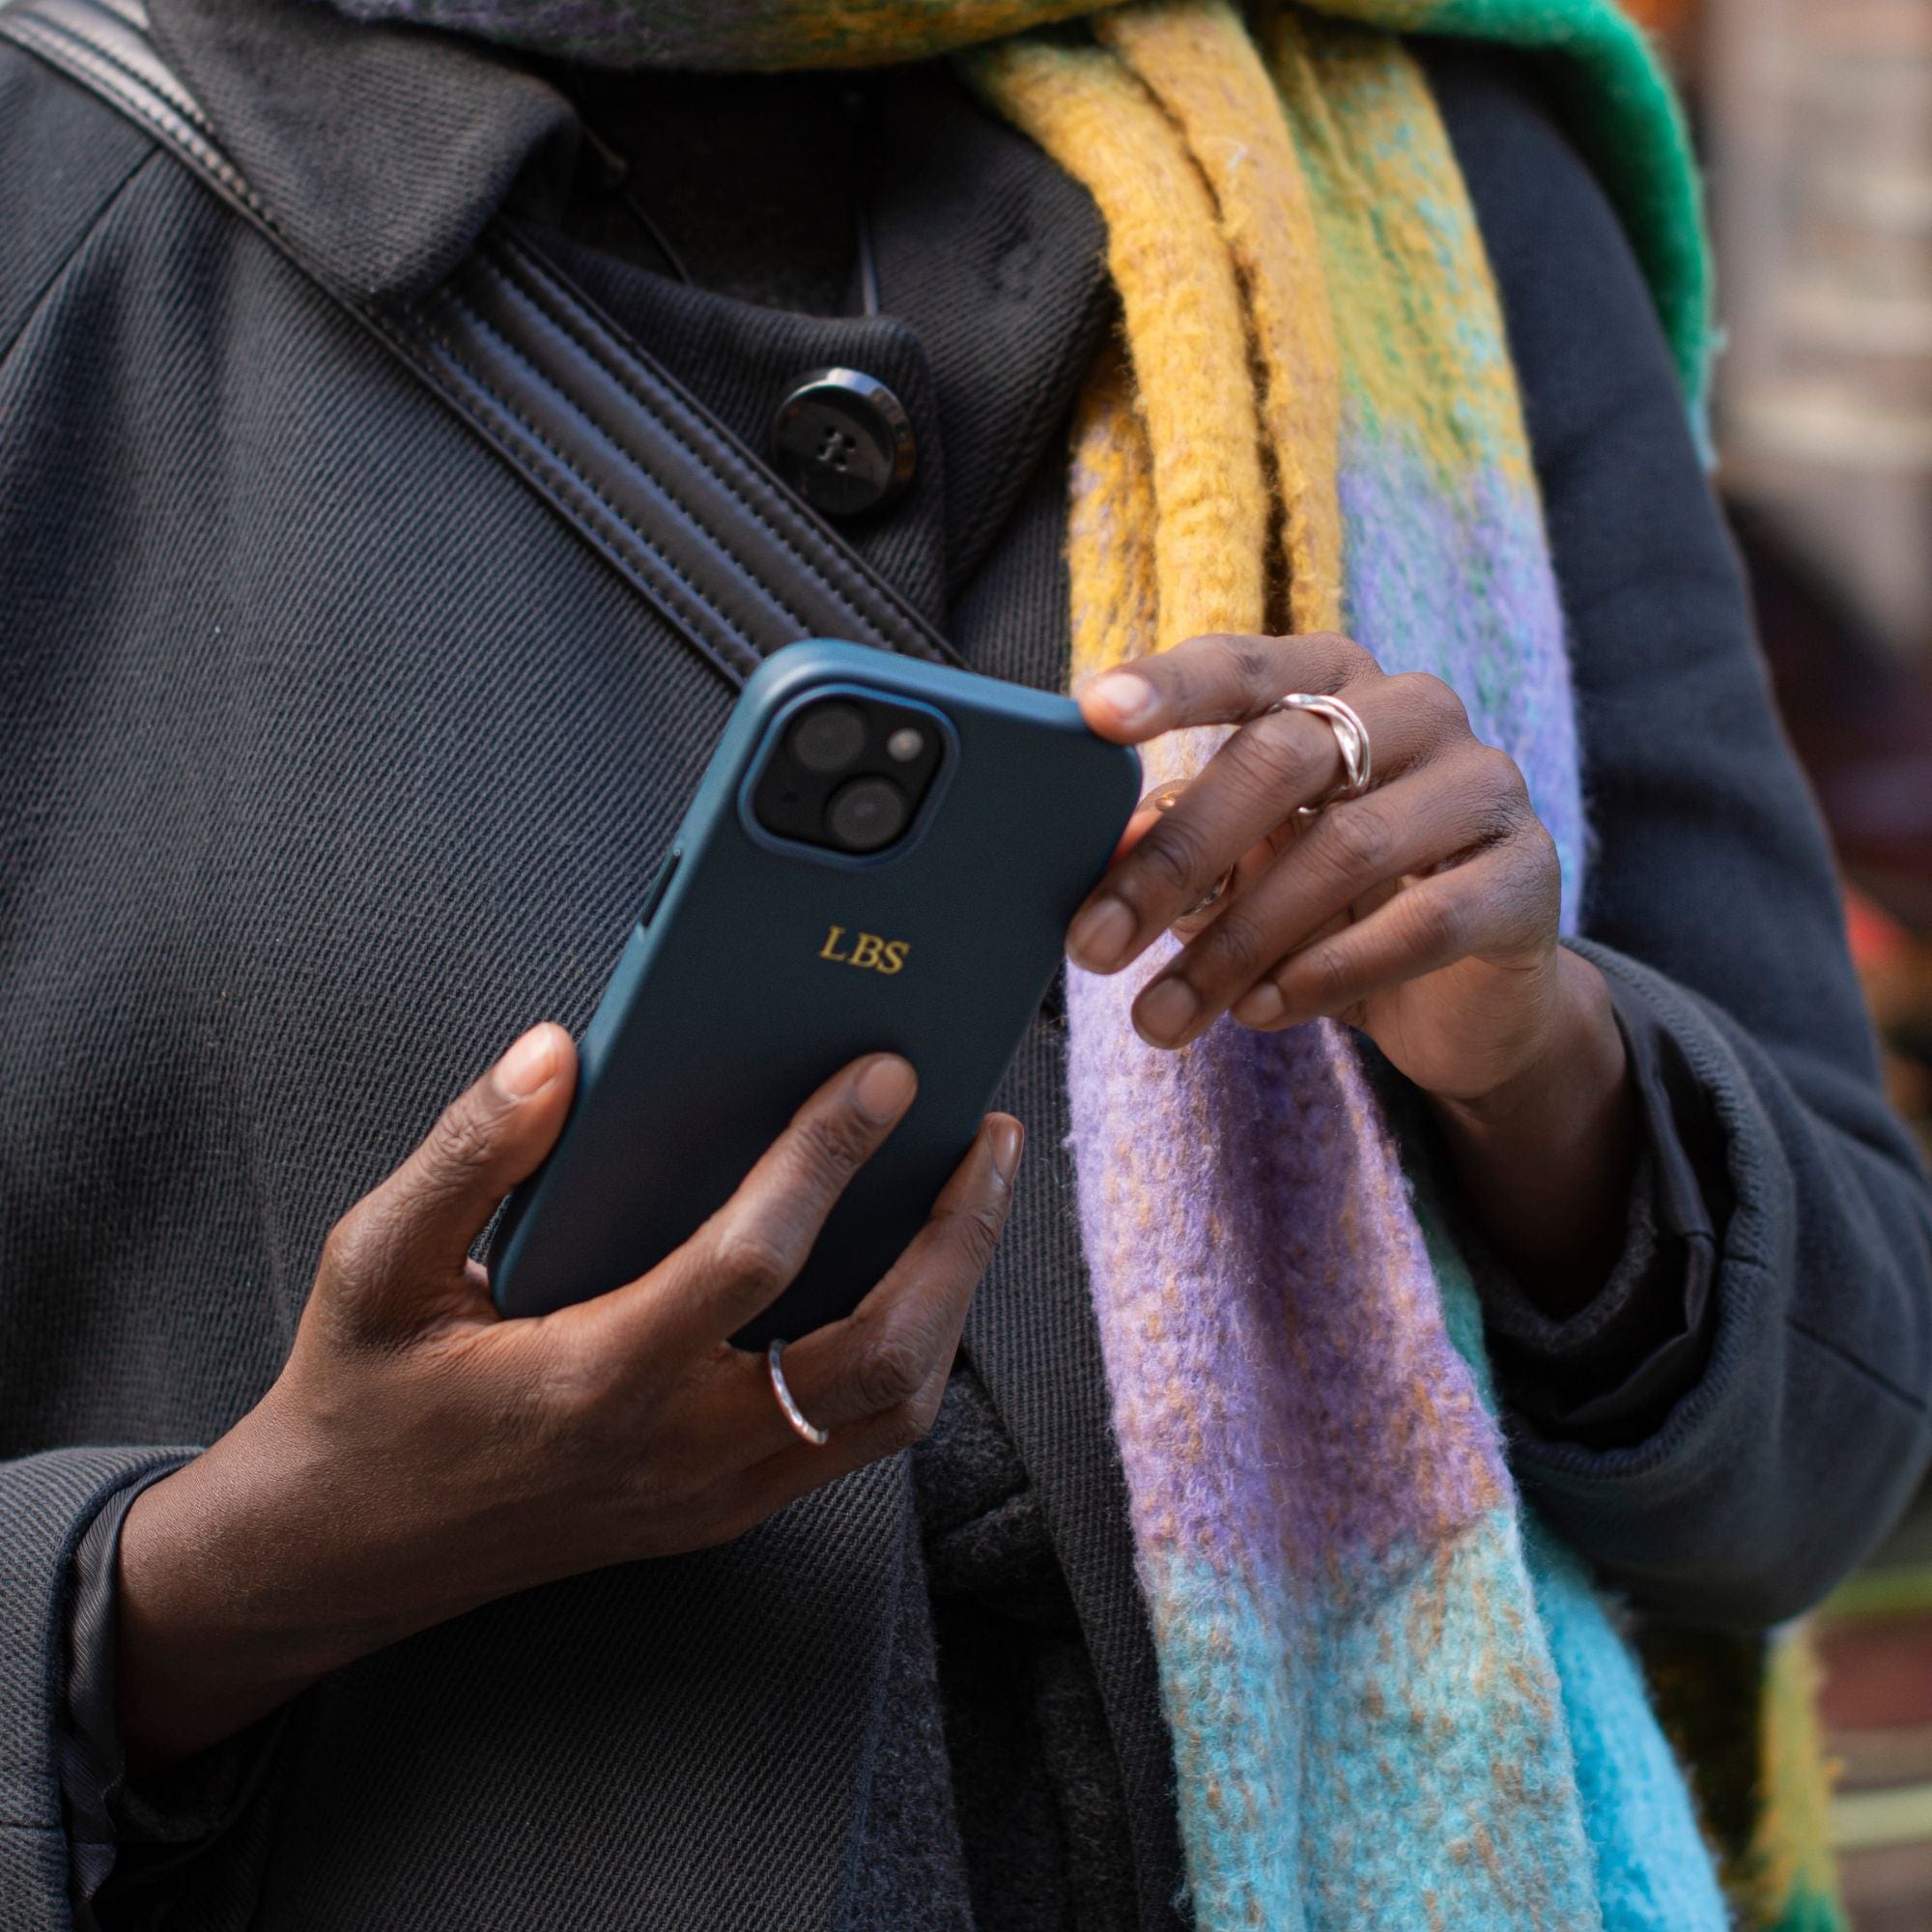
xmin=59 ymin=1458 xmax=295 ymax=1927
xmin=1505 ymin=938 xmax=1932 ymax=1624
xmin=1478 ymin=952 xmax=1723 ymax=1447
xmin=0 ymin=1446 xmax=198 ymax=1931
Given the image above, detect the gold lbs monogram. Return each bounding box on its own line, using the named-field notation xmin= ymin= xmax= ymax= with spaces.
xmin=819 ymin=924 xmax=909 ymax=976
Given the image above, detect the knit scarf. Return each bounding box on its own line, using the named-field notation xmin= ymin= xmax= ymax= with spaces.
xmin=331 ymin=1 xmax=1841 ymax=1924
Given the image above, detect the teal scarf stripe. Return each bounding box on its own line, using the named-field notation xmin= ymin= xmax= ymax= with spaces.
xmin=1139 ymin=1510 xmax=1730 ymax=1929
xmin=1343 ymin=0 xmax=1712 ymax=416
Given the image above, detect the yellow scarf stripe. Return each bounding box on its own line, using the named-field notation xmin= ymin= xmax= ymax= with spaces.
xmin=1745 ymin=1630 xmax=1846 ymax=1929
xmin=968 ymin=33 xmax=1268 ymax=653
xmin=1065 ymin=345 xmax=1160 ymax=686
xmin=1097 ymin=0 xmax=1346 ymax=638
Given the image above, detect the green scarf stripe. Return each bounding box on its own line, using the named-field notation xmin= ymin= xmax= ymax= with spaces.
xmin=1305 ymin=0 xmax=1711 ymax=414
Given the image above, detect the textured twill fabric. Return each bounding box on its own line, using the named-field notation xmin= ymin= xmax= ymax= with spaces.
xmin=148 ymin=0 xmax=580 ymax=301
xmin=916 ymin=1368 xmax=1142 ymax=1932
xmin=1 ymin=89 xmax=891 ymax=1932
xmin=0 ymin=44 xmax=156 ymax=355
xmin=2 ymin=15 xmax=1929 ymax=1932
xmin=0 ymin=1451 xmax=190 ymax=1907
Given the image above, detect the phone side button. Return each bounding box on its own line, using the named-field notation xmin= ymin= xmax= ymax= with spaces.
xmin=639 ymin=846 xmax=682 ymax=926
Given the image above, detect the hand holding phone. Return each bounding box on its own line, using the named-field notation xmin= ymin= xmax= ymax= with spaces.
xmin=113 ymin=1027 xmax=1020 ymax=1775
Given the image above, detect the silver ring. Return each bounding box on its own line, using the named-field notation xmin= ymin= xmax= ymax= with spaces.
xmin=1133 ymin=692 xmax=1375 ymax=915
xmin=767 ymin=1339 xmax=830 ymax=1447
xmin=1268 ymin=693 xmax=1372 ymax=820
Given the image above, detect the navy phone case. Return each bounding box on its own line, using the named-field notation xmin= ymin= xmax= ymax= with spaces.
xmin=489 ymin=640 xmax=1142 ymax=1347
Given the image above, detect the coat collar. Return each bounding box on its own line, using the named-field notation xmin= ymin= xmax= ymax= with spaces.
xmin=147 ymin=0 xmax=579 ymax=301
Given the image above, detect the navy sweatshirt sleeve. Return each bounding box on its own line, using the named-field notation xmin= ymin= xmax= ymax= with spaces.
xmin=1433 ymin=43 xmax=1932 ymax=1627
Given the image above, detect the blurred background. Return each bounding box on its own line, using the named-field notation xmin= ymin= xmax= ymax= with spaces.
xmin=1631 ymin=0 xmax=1932 ymax=1920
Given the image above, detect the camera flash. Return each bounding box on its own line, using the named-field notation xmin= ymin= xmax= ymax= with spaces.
xmin=886 ymin=726 xmax=924 ymax=763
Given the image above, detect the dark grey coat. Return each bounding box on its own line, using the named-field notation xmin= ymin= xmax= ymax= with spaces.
xmin=3 ymin=1 xmax=1929 ymax=1927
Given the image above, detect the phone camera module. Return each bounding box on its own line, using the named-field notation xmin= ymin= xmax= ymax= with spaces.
xmin=788 ymin=701 xmax=867 ymax=776
xmin=751 ymin=688 xmax=945 ymax=856
xmin=826 ymin=776 xmax=908 ymax=853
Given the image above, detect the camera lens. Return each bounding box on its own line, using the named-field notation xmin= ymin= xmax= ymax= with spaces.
xmin=788 ymin=701 xmax=867 ymax=776
xmin=826 ymin=776 xmax=908 ymax=853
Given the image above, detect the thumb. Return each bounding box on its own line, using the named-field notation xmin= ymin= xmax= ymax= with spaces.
xmin=319 ymin=1024 xmax=576 ymax=1335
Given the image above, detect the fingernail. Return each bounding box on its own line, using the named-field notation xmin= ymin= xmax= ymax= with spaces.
xmin=854 ymin=1054 xmax=917 ymax=1123
xmin=1135 ymin=976 xmax=1199 ymax=1046
xmin=1088 ymin=670 xmax=1156 ymax=728
xmin=987 ymin=1117 xmax=1024 ymax=1185
xmin=1233 ymin=981 xmax=1285 ymax=1028
xmin=496 ymin=1024 xmax=558 ymax=1100
xmin=1067 ymin=896 xmax=1136 ymax=972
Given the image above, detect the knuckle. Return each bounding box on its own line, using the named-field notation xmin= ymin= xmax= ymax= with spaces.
xmin=1318 ymin=799 xmax=1393 ymax=879
xmin=711 ymin=1225 xmax=795 ymax=1300
xmin=1526 ymin=820 xmax=1562 ymax=885
xmin=1133 ymin=816 xmax=1213 ymax=902
xmin=1301 ymin=944 xmax=1356 ymax=1013
xmin=1470 ymin=742 xmax=1527 ymax=801
xmin=1463 ymin=748 xmax=1533 ymax=846
xmin=1310 ymin=630 xmax=1377 ymax=684
xmin=319 ymin=1208 xmax=380 ymax=1288
xmin=942 ymin=1192 xmax=1010 ymax=1273
xmin=308 ymin=1209 xmax=403 ymax=1350
xmin=419 ymin=1100 xmax=498 ymax=1196
xmin=852 ymin=1327 xmax=931 ymax=1415
xmin=1511 ymin=827 xmax=1564 ymax=924
xmin=1220 ymin=634 xmax=1284 ymax=707
xmin=791 ymin=1103 xmax=877 ymax=1192
xmin=1152 ymin=641 xmax=1205 ymax=715
xmin=1404 ymin=887 xmax=1466 ymax=960
xmin=1397 ymin=671 xmax=1469 ymax=734
xmin=1196 ymin=899 xmax=1273 ymax=981
xmin=526 ymin=1336 xmax=621 ymax=1435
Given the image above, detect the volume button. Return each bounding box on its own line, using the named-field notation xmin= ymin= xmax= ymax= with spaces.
xmin=639 ymin=847 xmax=682 ymax=926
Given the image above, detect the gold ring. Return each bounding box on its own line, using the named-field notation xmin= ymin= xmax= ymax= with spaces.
xmin=767 ymin=1339 xmax=830 ymax=1447
xmin=1135 ymin=779 xmax=1230 ymax=918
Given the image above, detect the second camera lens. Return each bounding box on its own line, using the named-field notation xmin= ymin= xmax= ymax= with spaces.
xmin=788 ymin=701 xmax=867 ymax=776
xmin=826 ymin=776 xmax=908 ymax=853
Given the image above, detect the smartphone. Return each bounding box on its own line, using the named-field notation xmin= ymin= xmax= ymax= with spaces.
xmin=488 ymin=639 xmax=1142 ymax=1347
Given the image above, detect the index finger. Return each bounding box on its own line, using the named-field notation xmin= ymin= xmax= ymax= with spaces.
xmin=1077 ymin=630 xmax=1367 ymax=742
xmin=557 ymin=1052 xmax=919 ymax=1366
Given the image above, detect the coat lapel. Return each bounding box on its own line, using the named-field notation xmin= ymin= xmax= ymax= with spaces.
xmin=967 ymin=1016 xmax=1187 ymax=1932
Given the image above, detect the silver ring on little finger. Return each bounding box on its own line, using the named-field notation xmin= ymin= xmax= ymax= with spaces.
xmin=767 ymin=1338 xmax=830 ymax=1447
